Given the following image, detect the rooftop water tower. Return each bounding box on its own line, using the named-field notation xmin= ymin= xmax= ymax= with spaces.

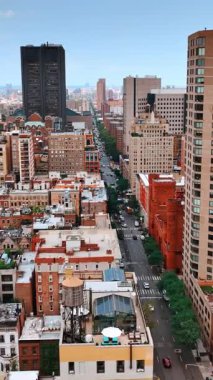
xmin=62 ymin=267 xmax=86 ymax=343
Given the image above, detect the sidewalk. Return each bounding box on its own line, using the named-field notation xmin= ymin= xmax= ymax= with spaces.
xmin=192 ymin=349 xmax=213 ymax=380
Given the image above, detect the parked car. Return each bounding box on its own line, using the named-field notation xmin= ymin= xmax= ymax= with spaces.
xmin=134 ymin=221 xmax=139 ymax=227
xmin=121 ymin=223 xmax=127 ymax=228
xmin=143 ymin=282 xmax=150 ymax=289
xmin=132 ymin=235 xmax=138 ymax=240
xmin=119 ymin=261 xmax=125 ymax=268
xmin=162 ymin=357 xmax=172 ymax=368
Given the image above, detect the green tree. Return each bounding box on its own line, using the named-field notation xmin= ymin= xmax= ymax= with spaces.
xmin=128 ymin=195 xmax=140 ymax=211
xmin=172 ymin=318 xmax=200 ymax=347
xmin=148 ymin=251 xmax=163 ymax=266
xmin=107 ymin=187 xmax=119 ymax=214
xmin=144 ymin=237 xmax=159 ymax=255
xmin=117 ymin=177 xmax=129 ymax=193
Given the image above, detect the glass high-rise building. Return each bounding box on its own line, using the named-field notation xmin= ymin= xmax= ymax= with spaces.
xmin=21 ymin=43 xmax=66 ymax=123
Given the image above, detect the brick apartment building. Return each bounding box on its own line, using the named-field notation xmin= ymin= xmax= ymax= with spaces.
xmin=148 ymin=174 xmax=184 ymax=272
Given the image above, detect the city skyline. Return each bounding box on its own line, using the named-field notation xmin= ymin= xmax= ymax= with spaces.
xmin=0 ymin=0 xmax=213 ymax=87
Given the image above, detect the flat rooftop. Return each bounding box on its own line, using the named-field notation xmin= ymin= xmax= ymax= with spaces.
xmin=0 ymin=303 xmax=22 ymax=326
xmin=8 ymin=372 xmax=39 ymax=380
xmin=61 ymin=288 xmax=152 ymax=347
xmin=138 ymin=173 xmax=185 ymax=187
xmin=16 ymin=251 xmax=36 ymax=284
xmin=19 ymin=315 xmax=61 ymax=341
xmin=37 ymin=228 xmax=121 ymax=261
xmin=81 ymin=187 xmax=107 ymax=203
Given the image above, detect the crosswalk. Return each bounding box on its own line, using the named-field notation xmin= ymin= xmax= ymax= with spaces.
xmin=138 ymin=288 xmax=161 ymax=296
xmin=137 ymin=275 xmax=161 ymax=281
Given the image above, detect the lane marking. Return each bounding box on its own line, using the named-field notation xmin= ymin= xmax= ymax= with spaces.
xmin=179 ymin=355 xmax=183 ymax=362
xmin=172 ymin=336 xmax=175 ymax=342
xmin=157 ymin=355 xmax=160 ymax=363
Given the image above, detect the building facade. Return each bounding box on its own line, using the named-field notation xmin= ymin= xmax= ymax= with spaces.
xmin=147 ymin=88 xmax=186 ymax=135
xmin=19 ymin=134 xmax=35 ymax=184
xmin=96 ymin=79 xmax=106 ymax=111
xmin=183 ymin=29 xmax=213 ymax=351
xmin=48 ymin=133 xmax=85 ymax=174
xmin=123 ymin=76 xmax=161 ymax=155
xmin=21 ymin=44 xmax=66 ymax=123
xmin=129 ymin=113 xmax=173 ymax=193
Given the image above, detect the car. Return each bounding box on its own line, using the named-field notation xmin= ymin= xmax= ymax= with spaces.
xmin=162 ymin=357 xmax=172 ymax=368
xmin=134 ymin=221 xmax=139 ymax=227
xmin=119 ymin=261 xmax=125 ymax=268
xmin=143 ymin=282 xmax=150 ymax=289
xmin=132 ymin=235 xmax=138 ymax=240
xmin=121 ymin=223 xmax=127 ymax=228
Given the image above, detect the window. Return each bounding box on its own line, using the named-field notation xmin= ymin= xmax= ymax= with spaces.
xmin=0 ymin=335 xmax=4 ymax=343
xmin=196 ymin=68 xmax=204 ymax=75
xmin=49 ymin=275 xmax=53 ymax=283
xmin=2 ymin=284 xmax=13 ymax=292
xmin=195 ymin=86 xmax=204 ymax=93
xmin=196 ymin=47 xmax=205 ymax=56
xmin=196 ymin=59 xmax=205 ymax=66
xmin=38 ymin=275 xmax=42 ymax=283
xmin=10 ymin=335 xmax=15 ymax=343
xmin=196 ymin=37 xmax=205 ymax=46
xmin=137 ymin=360 xmax=145 ymax=372
xmin=195 ymin=77 xmax=204 ymax=84
xmin=22 ymin=347 xmax=27 ymax=355
xmin=96 ymin=264 xmax=99 ymax=270
xmin=49 ymin=286 xmax=53 ymax=292
xmin=68 ymin=362 xmax=75 ymax=374
xmin=194 ymin=121 xmax=203 ymax=129
xmin=32 ymin=347 xmax=37 ymax=355
xmin=21 ymin=360 xmax=28 ymax=370
xmin=97 ymin=361 xmax=105 ymax=373
xmin=0 ymin=348 xmax=5 ymax=356
xmin=1 ymin=275 xmax=12 ymax=282
xmin=117 ymin=361 xmax=124 ymax=373
xmin=11 ymin=348 xmax=16 ymax=356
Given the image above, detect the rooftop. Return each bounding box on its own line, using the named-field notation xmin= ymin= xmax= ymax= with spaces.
xmin=138 ymin=173 xmax=185 ymax=187
xmin=19 ymin=315 xmax=61 ymax=341
xmin=0 ymin=303 xmax=22 ymax=326
xmin=33 ymin=215 xmax=64 ymax=230
xmin=36 ymin=228 xmax=121 ymax=261
xmin=8 ymin=372 xmax=39 ymax=380
xmin=16 ymin=251 xmax=36 ymax=284
xmin=61 ymin=283 xmax=152 ymax=347
xmin=81 ymin=187 xmax=107 ymax=203
xmin=150 ymin=87 xmax=186 ymax=95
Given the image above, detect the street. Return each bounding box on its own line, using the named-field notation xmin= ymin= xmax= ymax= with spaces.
xmin=94 ymin=123 xmax=204 ymax=380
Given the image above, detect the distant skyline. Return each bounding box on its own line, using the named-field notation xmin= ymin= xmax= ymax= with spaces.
xmin=0 ymin=0 xmax=213 ymax=87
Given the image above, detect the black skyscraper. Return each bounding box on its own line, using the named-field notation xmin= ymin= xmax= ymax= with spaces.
xmin=21 ymin=43 xmax=66 ymax=123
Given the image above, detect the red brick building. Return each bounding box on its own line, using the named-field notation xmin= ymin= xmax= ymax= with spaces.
xmin=148 ymin=174 xmax=184 ymax=272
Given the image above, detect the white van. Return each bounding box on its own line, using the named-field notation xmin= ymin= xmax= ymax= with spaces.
xmin=134 ymin=221 xmax=139 ymax=227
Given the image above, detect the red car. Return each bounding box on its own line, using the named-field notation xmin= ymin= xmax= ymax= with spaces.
xmin=162 ymin=357 xmax=172 ymax=368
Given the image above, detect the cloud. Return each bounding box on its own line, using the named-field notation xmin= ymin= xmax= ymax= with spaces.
xmin=0 ymin=10 xmax=15 ymax=18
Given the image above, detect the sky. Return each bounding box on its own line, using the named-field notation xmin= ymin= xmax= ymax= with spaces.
xmin=0 ymin=0 xmax=213 ymax=87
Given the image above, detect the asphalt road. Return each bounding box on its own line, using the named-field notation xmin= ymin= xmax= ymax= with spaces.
xmin=95 ymin=123 xmax=204 ymax=380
